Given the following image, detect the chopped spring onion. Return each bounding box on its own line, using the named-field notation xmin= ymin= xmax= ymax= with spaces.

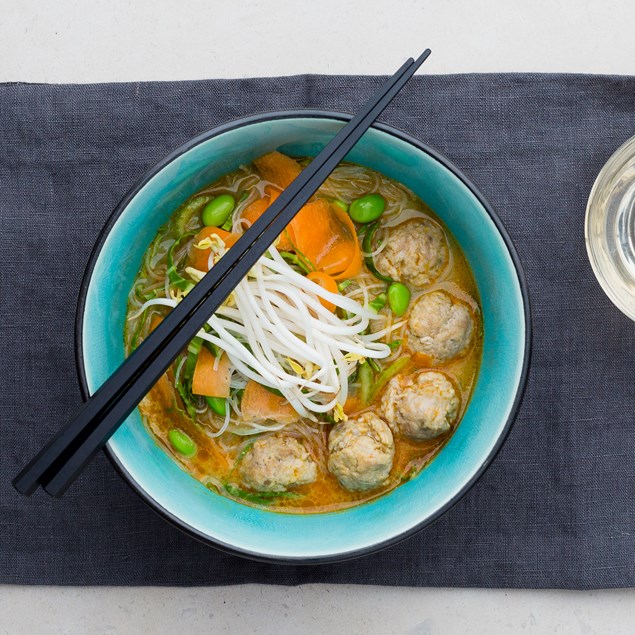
xmin=279 ymin=251 xmax=311 ymax=275
xmin=367 ymin=357 xmax=381 ymax=373
xmin=363 ymin=222 xmax=393 ymax=284
xmin=174 ymin=195 xmax=212 ymax=235
xmin=223 ymin=483 xmax=302 ymax=506
xmin=358 ymin=361 xmax=374 ymax=405
xmin=205 ymin=396 xmax=227 ymax=417
xmin=368 ymin=293 xmax=387 ymax=313
xmin=166 ymin=232 xmax=197 ymax=293
xmin=229 ymin=441 xmax=255 ymax=477
xmin=366 ymin=355 xmax=411 ymax=404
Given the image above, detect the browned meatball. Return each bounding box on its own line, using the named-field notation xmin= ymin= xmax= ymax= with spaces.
xmin=327 ymin=413 xmax=394 ymax=491
xmin=375 ymin=218 xmax=449 ymax=288
xmin=239 ymin=435 xmax=317 ymax=492
xmin=407 ymin=290 xmax=474 ymax=362
xmin=381 ymin=370 xmax=459 ymax=440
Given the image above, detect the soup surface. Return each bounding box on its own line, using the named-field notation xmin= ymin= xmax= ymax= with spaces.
xmin=125 ymin=152 xmax=482 ymax=513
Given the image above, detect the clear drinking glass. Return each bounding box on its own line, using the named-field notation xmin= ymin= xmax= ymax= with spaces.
xmin=586 ymin=134 xmax=635 ymax=320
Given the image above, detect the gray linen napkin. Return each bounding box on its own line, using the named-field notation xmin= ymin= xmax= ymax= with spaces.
xmin=1 ymin=74 xmax=634 ymax=587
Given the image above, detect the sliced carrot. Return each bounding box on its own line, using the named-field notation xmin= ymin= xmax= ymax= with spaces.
xmin=254 ymin=151 xmax=302 ymax=189
xmin=188 ymin=226 xmax=240 ymax=271
xmin=287 ymin=199 xmax=337 ymax=266
xmin=241 ymin=381 xmax=299 ymax=424
xmin=140 ymin=315 xmax=176 ymax=407
xmin=266 ymin=190 xmax=295 ymax=250
xmin=307 ymin=271 xmax=338 ymax=312
xmin=240 ymin=189 xmax=294 ymax=251
xmin=319 ymin=205 xmax=362 ymax=280
xmin=287 ymin=199 xmax=362 ymax=280
xmin=241 ymin=198 xmax=269 ymax=227
xmin=192 ymin=348 xmax=232 ymax=398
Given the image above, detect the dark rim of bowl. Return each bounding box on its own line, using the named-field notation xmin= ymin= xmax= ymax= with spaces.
xmin=75 ymin=109 xmax=532 ymax=565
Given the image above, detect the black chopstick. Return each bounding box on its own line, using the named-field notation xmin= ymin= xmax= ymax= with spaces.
xmin=13 ymin=49 xmax=431 ymax=497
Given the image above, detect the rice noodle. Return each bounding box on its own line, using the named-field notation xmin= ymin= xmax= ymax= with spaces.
xmin=381 ymin=208 xmax=429 ymax=228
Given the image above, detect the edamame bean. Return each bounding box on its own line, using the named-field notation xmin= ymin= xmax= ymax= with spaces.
xmin=202 ymin=194 xmax=235 ymax=227
xmin=349 ymin=193 xmax=385 ymax=224
xmin=388 ymin=282 xmax=411 ymax=317
xmin=168 ymin=428 xmax=197 ymax=457
xmin=205 ymin=396 xmax=227 ymax=417
xmin=332 ymin=199 xmax=349 ymax=213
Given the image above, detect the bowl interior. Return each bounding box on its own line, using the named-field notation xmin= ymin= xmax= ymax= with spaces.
xmin=80 ymin=114 xmax=527 ymax=560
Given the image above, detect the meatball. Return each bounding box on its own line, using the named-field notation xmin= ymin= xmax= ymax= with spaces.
xmin=239 ymin=435 xmax=317 ymax=492
xmin=381 ymin=371 xmax=459 ymax=440
xmin=327 ymin=413 xmax=394 ymax=491
xmin=375 ymin=218 xmax=448 ymax=288
xmin=407 ymin=290 xmax=474 ymax=362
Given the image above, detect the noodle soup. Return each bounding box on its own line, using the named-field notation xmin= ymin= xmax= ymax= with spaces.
xmin=125 ymin=151 xmax=482 ymax=513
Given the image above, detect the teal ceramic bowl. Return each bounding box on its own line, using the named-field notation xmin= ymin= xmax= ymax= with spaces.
xmin=76 ymin=111 xmax=531 ymax=563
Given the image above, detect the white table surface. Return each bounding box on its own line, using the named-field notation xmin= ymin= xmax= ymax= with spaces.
xmin=2 ymin=1 xmax=634 ymax=633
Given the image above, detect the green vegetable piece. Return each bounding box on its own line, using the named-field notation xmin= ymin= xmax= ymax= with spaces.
xmin=363 ymin=222 xmax=393 ymax=283
xmin=332 ymin=199 xmax=349 ymax=212
xmin=367 ymin=356 xmax=411 ymax=404
xmin=223 ymin=483 xmax=302 ymax=506
xmin=205 ymin=396 xmax=227 ymax=417
xmin=229 ymin=442 xmax=255 ymax=477
xmin=174 ymin=195 xmax=212 ymax=235
xmin=168 ymin=428 xmax=197 ymax=458
xmin=279 ymin=251 xmax=311 ymax=275
xmin=388 ymin=282 xmax=411 ymax=317
xmin=173 ymin=338 xmax=203 ymax=419
xmin=166 ymin=231 xmax=197 ymax=292
xmin=368 ymin=292 xmax=387 ymax=313
xmin=224 ymin=484 xmax=272 ymax=506
xmin=221 ymin=190 xmax=248 ymax=231
xmin=358 ymin=361 xmax=374 ymax=405
xmin=349 ymin=193 xmax=385 ymax=224
xmin=202 ymin=194 xmax=236 ymax=227
xmin=184 ymin=337 xmax=203 ymax=377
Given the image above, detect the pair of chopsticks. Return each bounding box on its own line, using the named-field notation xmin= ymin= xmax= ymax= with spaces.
xmin=13 ymin=49 xmax=432 ymax=497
